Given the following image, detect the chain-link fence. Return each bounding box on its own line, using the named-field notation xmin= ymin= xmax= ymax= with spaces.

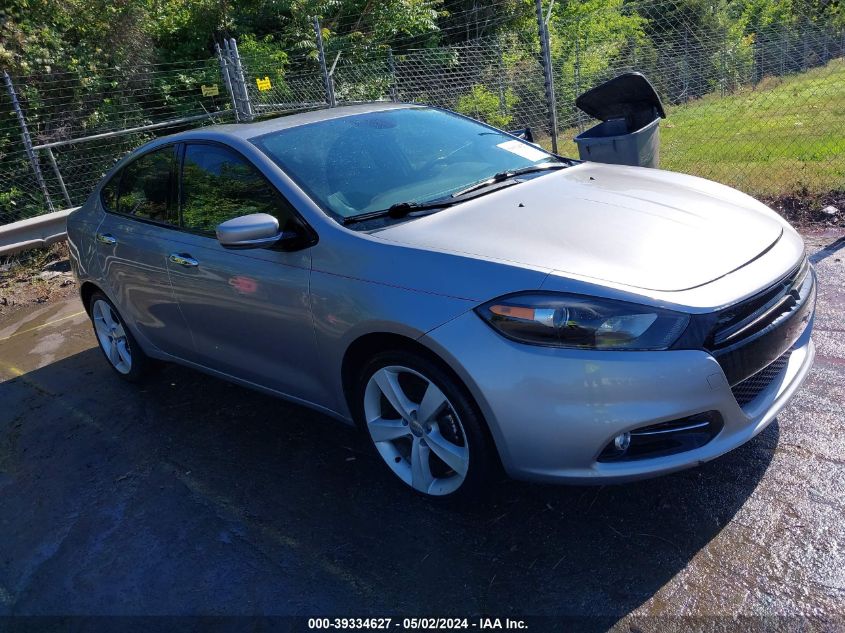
xmin=0 ymin=59 xmax=234 ymax=225
xmin=548 ymin=5 xmax=845 ymax=195
xmin=2 ymin=1 xmax=844 ymax=227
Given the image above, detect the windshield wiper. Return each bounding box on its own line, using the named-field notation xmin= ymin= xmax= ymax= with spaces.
xmin=342 ymin=198 xmax=458 ymax=226
xmin=342 ymin=176 xmax=530 ymax=226
xmin=451 ymin=162 xmax=568 ymax=198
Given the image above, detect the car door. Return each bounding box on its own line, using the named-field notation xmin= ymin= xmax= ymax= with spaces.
xmin=164 ymin=141 xmax=327 ymax=405
xmin=95 ymin=144 xmax=194 ymax=359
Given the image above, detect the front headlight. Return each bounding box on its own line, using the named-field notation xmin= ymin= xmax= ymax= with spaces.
xmin=475 ymin=292 xmax=690 ymax=350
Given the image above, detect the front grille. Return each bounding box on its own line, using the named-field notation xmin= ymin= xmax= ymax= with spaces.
xmin=730 ymin=350 xmax=791 ymax=407
xmin=711 ymin=258 xmax=808 ymax=349
xmin=706 ymin=257 xmax=814 ymax=386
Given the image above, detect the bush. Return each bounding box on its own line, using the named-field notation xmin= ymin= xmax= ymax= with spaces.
xmin=455 ymin=84 xmax=518 ymax=129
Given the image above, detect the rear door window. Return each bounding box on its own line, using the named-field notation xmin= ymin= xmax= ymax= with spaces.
xmin=114 ymin=146 xmax=177 ymax=225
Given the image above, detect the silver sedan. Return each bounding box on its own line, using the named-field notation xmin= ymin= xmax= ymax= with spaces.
xmin=68 ymin=103 xmax=816 ymax=499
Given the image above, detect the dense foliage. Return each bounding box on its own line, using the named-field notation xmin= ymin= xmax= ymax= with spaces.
xmin=3 ymin=1 xmax=840 ymax=76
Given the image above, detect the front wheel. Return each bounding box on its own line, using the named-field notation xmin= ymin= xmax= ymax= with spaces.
xmin=356 ymin=350 xmax=496 ymax=499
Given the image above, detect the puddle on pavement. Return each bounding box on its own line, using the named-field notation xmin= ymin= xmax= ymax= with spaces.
xmin=0 ymin=297 xmax=92 ymax=380
xmin=0 ymin=301 xmax=74 ymax=339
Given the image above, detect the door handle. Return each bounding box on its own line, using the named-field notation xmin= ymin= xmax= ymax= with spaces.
xmin=96 ymin=233 xmax=117 ymax=246
xmin=169 ymin=253 xmax=199 ymax=268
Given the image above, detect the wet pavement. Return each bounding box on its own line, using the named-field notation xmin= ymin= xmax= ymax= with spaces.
xmin=0 ymin=229 xmax=843 ymax=630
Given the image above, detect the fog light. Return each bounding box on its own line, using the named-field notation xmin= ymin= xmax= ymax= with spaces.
xmin=613 ymin=432 xmax=631 ymax=452
xmin=598 ymin=412 xmax=723 ymax=463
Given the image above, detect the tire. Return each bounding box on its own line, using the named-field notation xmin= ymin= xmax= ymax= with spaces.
xmin=88 ymin=291 xmax=151 ymax=383
xmin=355 ymin=349 xmax=496 ymax=500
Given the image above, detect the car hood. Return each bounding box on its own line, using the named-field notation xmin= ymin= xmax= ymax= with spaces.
xmin=373 ymin=162 xmax=784 ymax=292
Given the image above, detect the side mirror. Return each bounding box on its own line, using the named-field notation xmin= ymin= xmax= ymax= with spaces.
xmin=216 ymin=213 xmax=293 ymax=250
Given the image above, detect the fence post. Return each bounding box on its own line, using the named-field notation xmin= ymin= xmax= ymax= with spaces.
xmin=495 ymin=36 xmax=507 ymax=119
xmin=781 ymin=26 xmax=787 ymax=75
xmin=45 ymin=148 xmax=72 ymax=208
xmin=575 ymin=17 xmax=583 ymax=133
xmin=824 ymin=28 xmax=831 ymax=64
xmin=682 ymin=29 xmax=690 ymax=99
xmin=222 ymin=39 xmax=242 ymax=119
xmin=387 ymin=48 xmax=398 ymax=102
xmin=3 ymin=71 xmax=55 ymax=213
xmin=802 ymin=20 xmax=809 ymax=71
xmin=228 ymin=38 xmax=254 ymax=120
xmin=222 ymin=40 xmax=236 ymax=113
xmin=632 ymin=34 xmax=638 ymax=67
xmin=822 ymin=28 xmax=828 ymax=63
xmin=314 ymin=17 xmax=336 ymax=107
xmin=216 ymin=42 xmax=241 ymax=122
xmin=534 ymin=0 xmax=558 ymax=153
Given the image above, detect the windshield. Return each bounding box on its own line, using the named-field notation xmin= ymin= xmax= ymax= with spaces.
xmin=252 ymin=107 xmax=561 ymax=220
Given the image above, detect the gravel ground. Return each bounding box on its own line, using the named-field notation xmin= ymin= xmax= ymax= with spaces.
xmin=0 ymin=228 xmax=842 ymax=632
xmin=0 ymin=244 xmax=78 ymax=320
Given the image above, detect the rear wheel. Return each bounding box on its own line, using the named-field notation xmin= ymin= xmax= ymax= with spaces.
xmin=89 ymin=292 xmax=150 ymax=382
xmin=356 ymin=350 xmax=495 ymax=499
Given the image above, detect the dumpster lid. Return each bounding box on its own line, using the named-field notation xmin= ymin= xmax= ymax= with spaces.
xmin=575 ymin=72 xmax=666 ymax=121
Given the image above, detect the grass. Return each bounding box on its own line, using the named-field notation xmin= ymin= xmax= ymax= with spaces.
xmin=556 ymin=58 xmax=845 ymax=196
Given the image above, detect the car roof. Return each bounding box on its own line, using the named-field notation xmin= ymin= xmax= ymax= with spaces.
xmin=170 ymin=101 xmax=420 ymax=143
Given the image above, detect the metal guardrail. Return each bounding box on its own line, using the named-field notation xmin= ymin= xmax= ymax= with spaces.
xmin=0 ymin=208 xmax=76 ymax=257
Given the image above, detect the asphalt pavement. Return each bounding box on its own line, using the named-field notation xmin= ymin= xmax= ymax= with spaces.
xmin=0 ymin=229 xmax=843 ymax=631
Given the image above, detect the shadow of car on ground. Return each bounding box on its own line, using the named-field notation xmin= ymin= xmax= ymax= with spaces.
xmin=0 ymin=347 xmax=778 ymax=626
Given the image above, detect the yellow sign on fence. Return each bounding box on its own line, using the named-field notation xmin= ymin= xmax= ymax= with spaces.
xmin=201 ymin=84 xmax=219 ymax=97
xmin=256 ymin=76 xmax=272 ymax=91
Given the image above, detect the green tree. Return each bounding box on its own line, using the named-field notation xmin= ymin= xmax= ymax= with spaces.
xmin=456 ymin=84 xmax=519 ymax=128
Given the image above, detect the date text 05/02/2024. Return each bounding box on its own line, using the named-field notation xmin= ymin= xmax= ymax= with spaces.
xmin=307 ymin=617 xmax=529 ymax=629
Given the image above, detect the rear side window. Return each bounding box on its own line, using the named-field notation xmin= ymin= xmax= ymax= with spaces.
xmin=181 ymin=143 xmax=297 ymax=235
xmin=114 ymin=146 xmax=177 ymax=224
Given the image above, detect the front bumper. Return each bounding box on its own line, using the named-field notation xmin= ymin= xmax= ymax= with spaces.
xmin=421 ymin=308 xmax=815 ymax=484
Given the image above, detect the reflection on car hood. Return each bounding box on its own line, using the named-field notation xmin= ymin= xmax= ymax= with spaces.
xmin=373 ymin=162 xmax=784 ymax=292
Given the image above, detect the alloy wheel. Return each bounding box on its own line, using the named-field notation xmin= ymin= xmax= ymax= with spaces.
xmin=364 ymin=365 xmax=469 ymax=496
xmin=92 ymin=299 xmax=132 ymax=375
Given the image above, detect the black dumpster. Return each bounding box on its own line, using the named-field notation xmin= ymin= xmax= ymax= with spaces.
xmin=573 ymin=72 xmax=666 ymax=168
